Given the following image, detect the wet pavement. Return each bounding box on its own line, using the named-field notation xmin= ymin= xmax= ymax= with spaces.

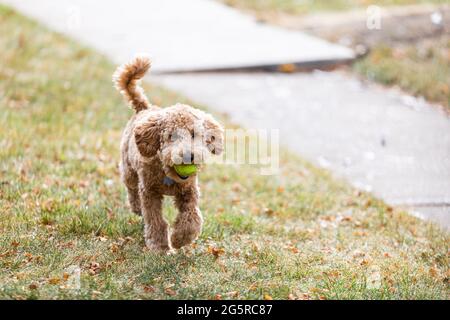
xmin=2 ymin=0 xmax=449 ymax=229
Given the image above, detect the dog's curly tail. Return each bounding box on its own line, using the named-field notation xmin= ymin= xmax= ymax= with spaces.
xmin=113 ymin=55 xmax=151 ymax=113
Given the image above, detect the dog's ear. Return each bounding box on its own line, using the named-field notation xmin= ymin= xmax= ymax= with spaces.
xmin=134 ymin=114 xmax=161 ymax=158
xmin=204 ymin=116 xmax=224 ymax=156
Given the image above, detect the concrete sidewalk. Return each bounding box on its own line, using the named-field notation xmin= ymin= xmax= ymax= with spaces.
xmin=3 ymin=0 xmax=449 ymax=229
xmin=155 ymin=72 xmax=450 ymax=228
xmin=0 ymin=0 xmax=354 ymax=72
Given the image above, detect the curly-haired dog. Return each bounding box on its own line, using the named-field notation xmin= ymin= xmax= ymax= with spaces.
xmin=113 ymin=56 xmax=224 ymax=253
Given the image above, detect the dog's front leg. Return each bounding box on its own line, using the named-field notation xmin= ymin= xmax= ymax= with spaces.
xmin=171 ymin=188 xmax=203 ymax=249
xmin=140 ymin=188 xmax=171 ymax=252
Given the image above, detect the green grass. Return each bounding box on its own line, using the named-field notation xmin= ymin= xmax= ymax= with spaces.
xmin=0 ymin=5 xmax=449 ymax=300
xmin=222 ymin=0 xmax=446 ymax=15
xmin=354 ymin=40 xmax=450 ymax=108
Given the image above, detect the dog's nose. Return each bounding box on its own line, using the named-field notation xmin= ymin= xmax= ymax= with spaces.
xmin=183 ymin=153 xmax=195 ymax=164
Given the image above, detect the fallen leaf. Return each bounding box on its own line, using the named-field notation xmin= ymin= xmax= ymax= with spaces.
xmin=226 ymin=291 xmax=239 ymax=298
xmin=165 ymin=288 xmax=177 ymax=296
xmin=341 ymin=216 xmax=352 ymax=222
xmin=298 ymin=293 xmax=311 ymax=300
xmin=29 ymin=283 xmax=38 ymax=290
xmin=89 ymin=262 xmax=101 ymax=275
xmin=109 ymin=243 xmax=120 ymax=253
xmin=278 ymin=63 xmax=296 ymax=73
xmin=360 ymin=259 xmax=369 ymax=266
xmin=231 ymin=198 xmax=240 ymax=204
xmin=263 ymin=294 xmax=273 ymax=300
xmin=352 ymin=250 xmax=365 ymax=258
xmin=248 ymin=283 xmax=258 ymax=291
xmin=48 ymin=278 xmax=61 ymax=285
xmin=208 ymin=246 xmax=225 ymax=259
xmin=429 ymin=266 xmax=439 ymax=277
xmin=287 ymin=245 xmax=299 ymax=254
xmin=263 ymin=208 xmax=274 ymax=216
xmin=143 ymin=285 xmax=155 ymax=293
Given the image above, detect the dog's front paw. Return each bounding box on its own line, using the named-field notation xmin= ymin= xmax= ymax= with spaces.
xmin=170 ymin=216 xmax=202 ymax=249
xmin=145 ymin=239 xmax=172 ymax=254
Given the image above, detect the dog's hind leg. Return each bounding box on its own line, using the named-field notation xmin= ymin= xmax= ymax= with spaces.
xmin=171 ymin=188 xmax=203 ymax=249
xmin=120 ymin=164 xmax=142 ymax=215
xmin=126 ymin=184 xmax=141 ymax=215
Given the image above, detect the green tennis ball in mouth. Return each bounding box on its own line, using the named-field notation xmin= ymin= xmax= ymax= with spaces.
xmin=174 ymin=164 xmax=197 ymax=177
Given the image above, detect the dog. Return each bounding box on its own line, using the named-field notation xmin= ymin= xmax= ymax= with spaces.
xmin=113 ymin=56 xmax=224 ymax=253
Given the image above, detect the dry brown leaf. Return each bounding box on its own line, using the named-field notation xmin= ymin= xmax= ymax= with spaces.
xmin=278 ymin=63 xmax=296 ymax=73
xmin=248 ymin=283 xmax=258 ymax=291
xmin=325 ymin=270 xmax=340 ymax=278
xmin=287 ymin=245 xmax=299 ymax=254
xmin=207 ymin=246 xmax=225 ymax=259
xmin=360 ymin=259 xmax=369 ymax=266
xmin=143 ymin=285 xmax=155 ymax=293
xmin=263 ymin=208 xmax=274 ymax=216
xmin=165 ymin=288 xmax=177 ymax=296
xmin=89 ymin=262 xmax=101 ymax=275
xmin=48 ymin=278 xmax=61 ymax=285
xmin=29 ymin=283 xmax=38 ymax=290
xmin=298 ymin=293 xmax=311 ymax=300
xmin=226 ymin=291 xmax=239 ymax=298
xmin=231 ymin=198 xmax=240 ymax=204
xmin=429 ymin=266 xmax=439 ymax=277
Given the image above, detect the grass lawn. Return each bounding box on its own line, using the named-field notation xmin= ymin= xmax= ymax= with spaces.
xmin=222 ymin=0 xmax=446 ymax=15
xmin=0 ymin=5 xmax=449 ymax=300
xmin=354 ymin=39 xmax=450 ymax=108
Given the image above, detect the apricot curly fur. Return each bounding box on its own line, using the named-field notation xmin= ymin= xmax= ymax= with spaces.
xmin=114 ymin=56 xmax=224 ymax=253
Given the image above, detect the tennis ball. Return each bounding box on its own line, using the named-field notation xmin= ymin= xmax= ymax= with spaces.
xmin=174 ymin=164 xmax=197 ymax=177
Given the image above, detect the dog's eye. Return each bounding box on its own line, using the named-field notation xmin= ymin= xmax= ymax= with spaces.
xmin=191 ymin=132 xmax=195 ymax=139
xmin=210 ymin=135 xmax=216 ymax=142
